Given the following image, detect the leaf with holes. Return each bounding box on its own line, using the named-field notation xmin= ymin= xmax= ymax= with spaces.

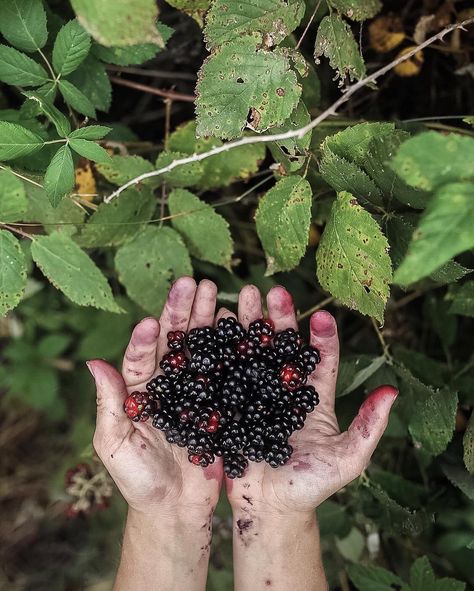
xmin=316 ymin=191 xmax=392 ymax=322
xmin=155 ymin=151 xmax=203 ymax=187
xmin=314 ymin=15 xmax=365 ymax=83
xmin=166 ymin=0 xmax=210 ymax=26
xmin=196 ymin=33 xmax=301 ymax=139
xmin=0 ymin=121 xmax=44 ymax=160
xmin=115 ymin=226 xmax=192 ymax=314
xmin=204 ymin=0 xmax=305 ymax=48
xmin=97 ymin=154 xmax=155 ymax=186
xmin=269 ymin=100 xmax=312 ymax=173
xmin=328 ymin=0 xmax=382 ymax=21
xmin=256 ymin=176 xmax=312 ymax=275
xmin=0 ymin=169 xmax=27 ymax=222
xmin=52 ymin=19 xmax=91 ymax=76
xmin=168 ymin=188 xmax=233 ymax=268
xmin=44 ymin=145 xmax=75 ymax=207
xmin=0 ymin=0 xmax=48 ymax=52
xmin=0 ymin=44 xmax=49 ymax=86
xmin=70 ymin=0 xmax=164 ymax=47
xmin=0 ymin=230 xmax=27 ymax=316
xmin=31 ymin=231 xmax=122 ymax=312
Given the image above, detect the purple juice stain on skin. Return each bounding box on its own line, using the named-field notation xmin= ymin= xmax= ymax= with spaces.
xmin=265 ymin=580 xmax=272 ymax=586
xmin=292 ymin=459 xmax=311 ymax=472
xmin=203 ymin=463 xmax=220 ymax=482
xmin=141 ymin=443 xmax=147 ymax=450
xmin=242 ymin=495 xmax=253 ymax=505
xmin=289 ymin=479 xmax=294 ymax=485
xmin=236 ymin=518 xmax=253 ymax=535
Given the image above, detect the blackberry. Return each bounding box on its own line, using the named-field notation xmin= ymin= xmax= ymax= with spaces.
xmin=294 ymin=386 xmax=319 ymax=412
xmin=274 ymin=328 xmax=302 ymax=358
xmin=217 ymin=421 xmax=247 ymax=452
xmin=283 ymin=406 xmax=307 ymax=430
xmin=223 ymin=453 xmax=248 ymax=479
xmin=187 ymin=430 xmax=213 ymax=454
xmin=152 ymin=410 xmax=175 ymax=431
xmin=186 ymin=326 xmax=216 ymax=352
xmin=221 ymin=377 xmax=247 ymax=408
xmin=248 ymin=318 xmax=275 ymax=347
xmin=146 ymin=375 xmax=172 ymax=397
xmin=243 ymin=444 xmax=265 ymax=463
xmin=167 ymin=330 xmax=186 ymax=351
xmin=279 ymin=362 xmax=305 ymax=390
xmin=189 ymin=350 xmax=219 ymax=374
xmin=299 ymin=345 xmax=321 ymax=374
xmin=160 ymin=351 xmax=188 ymax=376
xmin=216 ymin=317 xmax=245 ymax=345
xmin=189 ymin=452 xmax=215 ymax=467
xmin=123 ymin=391 xmax=156 ymax=422
xmin=265 ymin=416 xmax=294 ymax=441
xmin=265 ymin=443 xmax=293 ymax=468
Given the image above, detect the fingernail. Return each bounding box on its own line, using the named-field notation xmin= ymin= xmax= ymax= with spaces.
xmin=311 ymin=311 xmax=336 ymax=337
xmin=86 ymin=360 xmax=96 ymax=378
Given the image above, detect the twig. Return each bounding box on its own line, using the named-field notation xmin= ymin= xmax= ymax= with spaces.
xmin=104 ymin=18 xmax=474 ymax=204
xmin=371 ymin=317 xmax=392 ymax=361
xmin=297 ymin=296 xmax=335 ymax=321
xmin=109 ymin=76 xmax=195 ymax=103
xmin=296 ymin=0 xmax=322 ymax=50
xmin=105 ymin=65 xmax=196 ymax=81
xmin=1 ymin=224 xmax=33 ymax=240
xmin=0 ymin=165 xmax=43 ymax=188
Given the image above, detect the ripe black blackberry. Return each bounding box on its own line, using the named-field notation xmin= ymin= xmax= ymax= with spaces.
xmin=189 ymin=350 xmax=219 ymax=374
xmin=294 ymin=386 xmax=320 ymax=412
xmin=299 ymin=345 xmax=321 ymax=374
xmin=167 ymin=330 xmax=186 ymax=351
xmin=187 ymin=430 xmax=213 ymax=454
xmin=186 ymin=326 xmax=216 ymax=352
xmin=160 ymin=351 xmax=188 ymax=376
xmin=248 ymin=318 xmax=275 ymax=346
xmin=146 ymin=375 xmax=172 ymax=396
xmin=243 ymin=444 xmax=265 ymax=463
xmin=217 ymin=421 xmax=247 ymax=453
xmin=216 ymin=317 xmax=245 ymax=344
xmin=274 ymin=328 xmax=302 ymax=358
xmin=265 ymin=443 xmax=293 ymax=468
xmin=152 ymin=410 xmax=175 ymax=431
xmin=223 ymin=453 xmax=248 ymax=479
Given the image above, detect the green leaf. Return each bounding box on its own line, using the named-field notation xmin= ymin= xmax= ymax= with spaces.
xmin=52 ymin=19 xmax=91 ymax=76
xmin=196 ymin=33 xmax=301 ymax=139
xmin=96 ymin=154 xmax=155 ymax=186
xmin=70 ymin=0 xmax=164 ymax=47
xmin=0 ymin=230 xmax=27 ymax=315
xmin=44 ymin=145 xmax=75 ymax=207
xmin=68 ymin=56 xmax=112 ymax=112
xmin=165 ymin=0 xmax=210 ymax=27
xmin=31 ymin=231 xmax=122 ymax=312
xmin=348 ymin=564 xmax=409 ymax=591
xmin=0 ymin=121 xmax=44 ymax=160
xmin=442 ymin=463 xmax=474 ymax=502
xmin=155 ymin=151 xmax=203 ymax=187
xmin=24 ymin=183 xmax=85 ymax=235
xmin=316 ymin=192 xmax=392 ymax=322
xmin=336 ymin=355 xmax=386 ymax=396
xmin=0 ymin=0 xmax=48 ymax=52
xmin=464 ymin=414 xmax=474 ymax=473
xmin=0 ymin=44 xmax=49 ymax=86
xmin=168 ymin=120 xmax=265 ymax=190
xmin=23 ymin=91 xmax=71 ymax=137
xmin=269 ymin=100 xmax=312 ymax=173
xmin=115 ymin=226 xmax=192 ymax=314
xmin=394 ymin=183 xmax=474 ymax=285
xmin=449 ymin=281 xmax=474 ymax=317
xmin=328 ymin=0 xmax=381 ymax=21
xmin=335 ymin=528 xmax=365 ymax=563
xmin=204 ymin=0 xmax=305 ymax=48
xmin=370 ymin=470 xmax=425 ymax=509
xmin=58 ymin=79 xmax=96 ymax=118
xmin=92 ymin=23 xmax=173 ymax=65
xmin=391 ymin=132 xmax=474 ymax=191
xmin=68 ymin=125 xmax=112 ymax=140
xmin=0 ymin=169 xmax=27 ymax=222
xmin=410 ymin=556 xmax=466 ymax=591
xmin=255 ymin=176 xmax=312 ymax=275
xmin=77 ymin=187 xmax=155 ymax=247
xmin=316 ymin=500 xmax=351 ymax=537
xmin=168 ymin=188 xmax=233 ymax=268
xmin=37 ymin=334 xmax=72 ymax=357
xmin=314 ymin=15 xmax=365 ymax=83
xmin=69 ymin=138 xmax=111 ymax=163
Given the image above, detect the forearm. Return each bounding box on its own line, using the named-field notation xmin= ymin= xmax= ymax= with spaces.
xmin=232 ymin=507 xmax=327 ymax=591
xmin=114 ymin=508 xmax=213 ymax=591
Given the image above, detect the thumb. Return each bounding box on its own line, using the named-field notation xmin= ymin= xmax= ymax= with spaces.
xmin=87 ymin=359 xmax=130 ymax=452
xmin=341 ymin=385 xmax=398 ymax=482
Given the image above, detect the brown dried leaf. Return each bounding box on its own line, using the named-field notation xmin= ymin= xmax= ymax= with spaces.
xmin=394 ymin=46 xmax=424 ymax=77
xmin=368 ymin=15 xmax=405 ymax=53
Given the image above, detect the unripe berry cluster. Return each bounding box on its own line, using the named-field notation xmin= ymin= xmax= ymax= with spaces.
xmin=123 ymin=318 xmax=320 ymax=478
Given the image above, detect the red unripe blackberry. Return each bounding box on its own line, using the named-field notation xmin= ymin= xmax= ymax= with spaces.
xmin=160 ymin=351 xmax=188 ymax=375
xmin=124 ymin=391 xmax=154 ymax=422
xmin=167 ymin=330 xmax=185 ymax=350
xmin=279 ymin=363 xmax=304 ymax=390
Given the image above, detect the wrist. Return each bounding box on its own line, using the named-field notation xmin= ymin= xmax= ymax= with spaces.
xmin=128 ymin=504 xmax=214 ymax=532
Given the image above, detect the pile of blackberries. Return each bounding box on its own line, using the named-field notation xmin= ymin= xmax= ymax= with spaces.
xmin=123 ymin=318 xmax=320 ymax=478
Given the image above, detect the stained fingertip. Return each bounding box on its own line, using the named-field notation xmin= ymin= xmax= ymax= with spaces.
xmin=169 ymin=275 xmax=197 ymax=300
xmin=198 ymin=278 xmax=218 ymax=295
xmin=131 ymin=317 xmax=160 ymax=345
xmin=215 ymin=307 xmax=234 ymax=321
xmin=310 ymin=310 xmax=336 ymax=338
xmin=267 ymin=285 xmax=294 ymax=314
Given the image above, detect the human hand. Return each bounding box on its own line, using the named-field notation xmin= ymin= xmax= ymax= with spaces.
xmin=87 ymin=276 xmax=223 ymax=519
xmin=223 ymin=284 xmax=398 ymax=516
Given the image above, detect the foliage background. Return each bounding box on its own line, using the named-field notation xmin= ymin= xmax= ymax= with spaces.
xmin=0 ymin=0 xmax=473 ymax=589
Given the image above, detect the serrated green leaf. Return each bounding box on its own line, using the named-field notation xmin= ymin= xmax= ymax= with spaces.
xmin=391 ymin=132 xmax=474 ymax=191
xmin=70 ymin=0 xmax=164 ymax=47
xmin=0 ymin=230 xmax=27 ymax=315
xmin=155 ymin=151 xmax=203 ymax=187
xmin=96 ymin=154 xmax=155 ymax=185
xmin=316 ymin=191 xmax=392 ymax=321
xmin=449 ymin=281 xmax=474 ymax=318
xmin=0 ymin=44 xmax=49 ymax=86
xmin=410 ymin=556 xmax=466 ymax=591
xmin=0 ymin=121 xmax=44 ymax=160
xmin=168 ymin=188 xmax=233 ymax=268
xmin=165 ymin=0 xmax=210 ymax=26
xmin=168 ymin=120 xmax=265 ymax=190
xmin=394 ymin=183 xmax=474 ymax=285
xmin=58 ymin=79 xmax=96 ymax=118
xmin=442 ymin=463 xmax=474 ymax=502
xmin=464 ymin=414 xmax=474 ymax=473
xmin=44 ymin=145 xmax=75 ymax=207
xmin=348 ymin=563 xmax=409 ymax=591
xmin=23 ymin=91 xmax=71 ymax=137
xmin=31 ymin=231 xmax=122 ymax=312
xmin=316 ymin=500 xmax=351 ymax=537
xmin=196 ymin=33 xmax=301 ymax=139
xmin=0 ymin=169 xmax=27 ymax=222
xmin=68 ymin=55 xmax=112 ymax=112
xmin=68 ymin=125 xmax=111 ymax=140
xmin=0 ymin=0 xmax=48 ymax=52
xmin=115 ymin=226 xmax=192 ymax=314
xmin=92 ymin=23 xmax=173 ymax=65
xmin=314 ymin=15 xmax=365 ymax=83
xmin=77 ymin=187 xmax=155 ymax=247
xmin=204 ymin=0 xmax=305 ymax=48
xmin=337 ymin=355 xmax=386 ymax=396
xmin=328 ymin=0 xmax=381 ymax=21
xmin=269 ymin=100 xmax=311 ymax=173
xmin=52 ymin=19 xmax=91 ymax=76
xmin=370 ymin=470 xmax=425 ymax=509
xmin=69 ymin=138 xmax=111 ymax=163
xmin=255 ymin=176 xmax=312 ymax=275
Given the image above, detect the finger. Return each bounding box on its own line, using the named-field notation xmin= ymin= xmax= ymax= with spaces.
xmin=156 ymin=276 xmax=197 ymax=362
xmin=87 ymin=359 xmax=131 ymax=449
xmin=340 ymin=385 xmax=398 ymax=482
xmin=238 ymin=284 xmax=262 ymax=329
xmin=308 ymin=311 xmax=339 ymax=416
xmin=188 ymin=279 xmax=218 ymax=330
xmin=214 ymin=307 xmax=237 ymax=325
xmin=266 ymin=285 xmax=297 ymax=331
xmin=122 ymin=317 xmax=160 ymax=389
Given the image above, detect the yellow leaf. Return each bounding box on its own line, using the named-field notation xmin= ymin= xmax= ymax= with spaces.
xmin=368 ymin=16 xmax=405 ymax=53
xmin=394 ymin=46 xmax=424 ymax=77
xmin=75 ymin=159 xmax=97 ymax=201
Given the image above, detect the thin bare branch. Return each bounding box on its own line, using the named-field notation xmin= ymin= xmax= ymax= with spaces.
xmin=109 ymin=76 xmax=195 ymax=103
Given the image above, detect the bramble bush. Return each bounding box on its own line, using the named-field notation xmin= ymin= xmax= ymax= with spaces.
xmin=0 ymin=0 xmax=473 ymax=589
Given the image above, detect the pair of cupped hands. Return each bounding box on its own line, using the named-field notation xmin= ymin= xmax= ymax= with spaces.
xmin=87 ymin=277 xmax=397 ymax=521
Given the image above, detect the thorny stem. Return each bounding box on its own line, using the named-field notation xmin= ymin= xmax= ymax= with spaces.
xmin=296 ymin=0 xmax=322 ymax=50
xmin=104 ymin=17 xmax=474 ymax=204
xmin=371 ymin=318 xmax=392 ymax=362
xmin=109 ymin=76 xmax=195 ymax=103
